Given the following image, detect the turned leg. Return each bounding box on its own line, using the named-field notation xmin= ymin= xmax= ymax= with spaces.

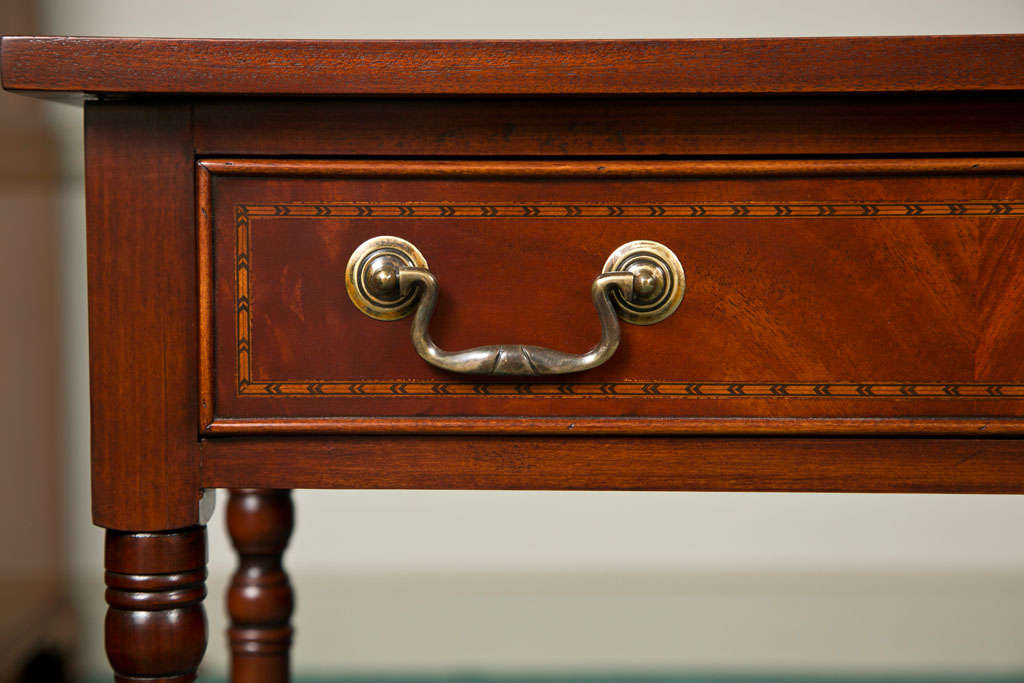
xmin=227 ymin=489 xmax=295 ymax=683
xmin=104 ymin=526 xmax=208 ymax=683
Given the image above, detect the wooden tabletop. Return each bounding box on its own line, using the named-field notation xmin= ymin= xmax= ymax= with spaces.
xmin=3 ymin=35 xmax=1024 ymax=96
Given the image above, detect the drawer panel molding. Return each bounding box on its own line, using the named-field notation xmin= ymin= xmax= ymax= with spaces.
xmin=198 ymin=158 xmax=1024 ymax=436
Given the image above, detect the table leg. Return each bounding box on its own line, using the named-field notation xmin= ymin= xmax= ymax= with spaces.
xmin=104 ymin=526 xmax=208 ymax=682
xmin=227 ymin=489 xmax=295 ymax=683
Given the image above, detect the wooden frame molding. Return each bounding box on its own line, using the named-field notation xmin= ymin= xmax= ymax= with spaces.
xmin=5 ymin=35 xmax=1024 ymax=96
xmin=198 ymin=157 xmax=1024 ymax=178
xmin=198 ymin=158 xmax=1024 ymax=437
xmin=199 ymin=436 xmax=1024 ymax=494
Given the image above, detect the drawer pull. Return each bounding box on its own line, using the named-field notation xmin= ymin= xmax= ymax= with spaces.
xmin=346 ymin=237 xmax=684 ymax=376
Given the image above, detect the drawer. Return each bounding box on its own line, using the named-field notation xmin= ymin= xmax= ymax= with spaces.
xmin=198 ymin=158 xmax=1024 ymax=435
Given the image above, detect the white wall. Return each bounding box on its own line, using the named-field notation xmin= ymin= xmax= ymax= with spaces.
xmin=43 ymin=1 xmax=1024 ymax=678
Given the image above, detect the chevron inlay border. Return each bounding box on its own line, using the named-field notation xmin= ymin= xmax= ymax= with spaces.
xmin=238 ymin=201 xmax=1024 ymax=220
xmin=234 ymin=201 xmax=1024 ymax=399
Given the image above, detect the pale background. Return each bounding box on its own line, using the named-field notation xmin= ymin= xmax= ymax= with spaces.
xmin=32 ymin=0 xmax=1024 ymax=678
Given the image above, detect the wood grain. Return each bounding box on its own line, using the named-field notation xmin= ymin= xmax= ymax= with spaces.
xmin=203 ymin=417 xmax=1024 ymax=437
xmin=86 ymin=102 xmax=202 ymax=531
xmin=226 ymin=490 xmax=294 ymax=683
xmin=4 ymin=35 xmax=1024 ymax=96
xmin=197 ymin=162 xmax=215 ymax=432
xmin=201 ymin=159 xmax=1024 ymax=435
xmin=192 ymin=96 xmax=1024 ymax=158
xmin=199 ymin=157 xmax=1024 ymax=177
xmin=17 ymin=35 xmax=1024 ymax=683
xmin=201 ymin=437 xmax=1024 ymax=494
xmin=104 ymin=527 xmax=207 ymax=683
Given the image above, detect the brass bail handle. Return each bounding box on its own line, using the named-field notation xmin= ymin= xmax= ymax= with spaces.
xmin=345 ymin=236 xmax=685 ymax=376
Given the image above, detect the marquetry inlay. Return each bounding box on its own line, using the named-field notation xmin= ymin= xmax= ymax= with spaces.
xmin=234 ymin=201 xmax=1024 ymax=399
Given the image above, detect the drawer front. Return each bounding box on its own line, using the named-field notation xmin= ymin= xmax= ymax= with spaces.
xmin=198 ymin=158 xmax=1024 ymax=434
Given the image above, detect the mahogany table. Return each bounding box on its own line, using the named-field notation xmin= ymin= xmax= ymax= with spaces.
xmin=4 ymin=35 xmax=1024 ymax=683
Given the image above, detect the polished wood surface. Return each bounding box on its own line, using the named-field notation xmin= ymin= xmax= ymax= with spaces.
xmin=201 ymin=437 xmax=1024 ymax=494
xmin=227 ymin=490 xmax=294 ymax=683
xmin=192 ymin=97 xmax=1024 ymax=158
xmin=5 ymin=35 xmax=1024 ymax=682
xmin=85 ymin=102 xmax=202 ymax=532
xmin=201 ymin=158 xmax=1024 ymax=434
xmin=4 ymin=35 xmax=1024 ymax=96
xmin=104 ymin=527 xmax=207 ymax=683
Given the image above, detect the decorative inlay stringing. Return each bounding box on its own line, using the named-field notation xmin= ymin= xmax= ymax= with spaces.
xmin=234 ymin=201 xmax=1024 ymax=398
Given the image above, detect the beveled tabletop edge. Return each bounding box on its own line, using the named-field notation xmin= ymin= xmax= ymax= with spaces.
xmin=3 ymin=34 xmax=1024 ymax=97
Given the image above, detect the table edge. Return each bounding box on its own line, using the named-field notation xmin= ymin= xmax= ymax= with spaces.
xmin=4 ymin=34 xmax=1024 ymax=96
